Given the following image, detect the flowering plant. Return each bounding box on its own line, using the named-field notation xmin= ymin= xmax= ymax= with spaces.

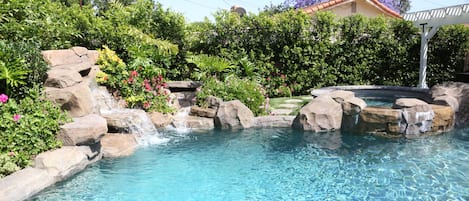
xmin=0 ymin=87 xmax=69 ymax=172
xmin=97 ymin=47 xmax=175 ymax=114
xmin=0 ymin=94 xmax=8 ymax=103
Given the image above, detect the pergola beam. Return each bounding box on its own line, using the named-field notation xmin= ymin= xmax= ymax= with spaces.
xmin=403 ymin=3 xmax=469 ymax=88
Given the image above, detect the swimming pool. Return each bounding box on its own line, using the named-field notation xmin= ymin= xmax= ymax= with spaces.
xmin=30 ymin=128 xmax=469 ymax=200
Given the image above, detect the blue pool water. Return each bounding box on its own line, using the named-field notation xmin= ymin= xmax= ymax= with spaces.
xmin=31 ymin=128 xmax=469 ymax=201
xmin=363 ymin=99 xmax=395 ymax=107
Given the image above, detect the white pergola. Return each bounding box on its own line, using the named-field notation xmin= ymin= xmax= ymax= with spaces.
xmin=403 ymin=3 xmax=469 ymax=88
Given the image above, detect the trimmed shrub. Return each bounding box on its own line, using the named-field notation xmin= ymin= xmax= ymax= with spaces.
xmin=196 ymin=77 xmax=266 ymax=116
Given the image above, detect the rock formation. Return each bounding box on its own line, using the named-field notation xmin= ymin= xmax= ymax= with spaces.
xmin=214 ymin=100 xmax=255 ymax=129
xmin=431 ymin=82 xmax=469 ymax=127
xmin=43 ymin=47 xmax=99 ymax=117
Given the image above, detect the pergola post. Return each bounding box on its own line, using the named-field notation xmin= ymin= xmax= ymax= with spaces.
xmin=418 ymin=24 xmax=439 ymax=89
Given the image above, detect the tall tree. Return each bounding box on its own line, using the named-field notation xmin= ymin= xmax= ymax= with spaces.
xmin=284 ymin=0 xmax=411 ymax=14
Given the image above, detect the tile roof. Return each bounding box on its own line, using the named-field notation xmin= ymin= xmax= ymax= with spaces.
xmin=302 ymin=0 xmax=402 ymax=18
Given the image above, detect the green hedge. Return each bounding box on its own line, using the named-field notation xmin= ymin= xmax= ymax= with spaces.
xmin=189 ymin=10 xmax=469 ymax=96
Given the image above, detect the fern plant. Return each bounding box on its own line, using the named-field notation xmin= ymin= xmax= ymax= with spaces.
xmin=187 ymin=54 xmax=235 ymax=81
xmin=0 ymin=60 xmax=30 ymax=95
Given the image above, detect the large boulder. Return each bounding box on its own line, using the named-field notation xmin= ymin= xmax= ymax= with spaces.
xmin=214 ymin=100 xmax=254 ymax=129
xmin=359 ymin=107 xmax=403 ymax=135
xmin=393 ymin=98 xmax=434 ymax=136
xmin=292 ymin=95 xmax=343 ymax=132
xmin=42 ymin=46 xmax=95 ymax=68
xmin=51 ymin=61 xmax=93 ymax=77
xmin=173 ymin=116 xmax=215 ymax=130
xmin=100 ymin=134 xmax=138 ymax=158
xmin=0 ymin=168 xmax=56 ymax=201
xmin=45 ymin=82 xmax=93 ymax=117
xmin=342 ymin=97 xmax=367 ymax=115
xmin=34 ymin=146 xmax=100 ymax=180
xmin=44 ymin=68 xmax=83 ymax=88
xmin=58 ymin=114 xmax=107 ymax=146
xmin=206 ymin=96 xmax=223 ymax=109
xmin=430 ymin=104 xmax=455 ymax=133
xmin=149 ymin=112 xmax=174 ymax=128
xmin=431 ymin=82 xmax=469 ymax=127
xmin=252 ymin=116 xmax=295 ymax=128
xmin=101 ymin=109 xmax=156 ymax=134
xmin=42 ymin=48 xmax=86 ymax=67
xmin=328 ymin=90 xmax=355 ymax=103
xmin=190 ymin=106 xmax=217 ymax=118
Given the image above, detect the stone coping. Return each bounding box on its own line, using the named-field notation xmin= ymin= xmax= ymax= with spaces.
xmin=167 ymin=81 xmax=202 ymax=92
xmin=311 ymin=85 xmax=431 ymax=102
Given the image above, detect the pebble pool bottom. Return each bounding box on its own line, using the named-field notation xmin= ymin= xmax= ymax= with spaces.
xmin=30 ymin=128 xmax=469 ymax=201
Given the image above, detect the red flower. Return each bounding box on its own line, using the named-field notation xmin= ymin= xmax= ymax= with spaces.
xmin=131 ymin=70 xmax=138 ymax=77
xmin=145 ymin=83 xmax=152 ymax=91
xmin=143 ymin=101 xmax=151 ymax=109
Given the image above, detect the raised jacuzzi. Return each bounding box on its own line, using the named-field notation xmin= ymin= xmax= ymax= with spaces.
xmin=311 ymin=85 xmax=431 ymax=102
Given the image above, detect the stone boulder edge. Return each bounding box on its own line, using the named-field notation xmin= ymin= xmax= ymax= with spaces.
xmin=215 ymin=100 xmax=254 ymax=129
xmin=45 ymin=82 xmax=93 ymax=117
xmin=58 ymin=114 xmax=108 ymax=146
xmin=358 ymin=107 xmax=403 ymax=136
xmin=190 ymin=106 xmax=217 ymax=118
xmin=44 ymin=68 xmax=83 ymax=88
xmin=393 ymin=98 xmax=434 ymax=136
xmin=292 ymin=95 xmax=343 ymax=132
xmin=101 ymin=134 xmax=138 ymax=158
xmin=253 ymin=116 xmax=295 ymax=128
xmin=34 ymin=146 xmax=101 ymax=180
xmin=0 ymin=167 xmax=56 ymax=201
xmin=430 ymin=104 xmax=455 ymax=133
xmin=101 ymin=109 xmax=156 ymax=134
xmin=431 ymin=82 xmax=469 ymax=127
xmin=149 ymin=112 xmax=174 ymax=128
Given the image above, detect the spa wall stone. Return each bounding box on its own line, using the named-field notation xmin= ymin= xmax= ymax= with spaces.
xmin=431 ymin=82 xmax=469 ymax=127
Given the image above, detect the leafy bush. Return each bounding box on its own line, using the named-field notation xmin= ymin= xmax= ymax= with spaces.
xmin=189 ymin=10 xmax=469 ymax=95
xmin=196 ymin=77 xmax=266 ymax=116
xmin=97 ymin=46 xmax=176 ymax=114
xmin=0 ymin=153 xmax=20 ymax=178
xmin=0 ymin=40 xmax=49 ymax=99
xmin=0 ymin=88 xmax=70 ymax=168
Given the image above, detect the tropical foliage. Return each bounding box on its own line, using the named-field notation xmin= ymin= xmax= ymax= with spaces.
xmin=0 ymin=0 xmax=468 ymax=177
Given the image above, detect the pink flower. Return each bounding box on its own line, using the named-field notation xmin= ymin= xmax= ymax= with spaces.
xmin=144 ymin=83 xmax=152 ymax=91
xmin=13 ymin=114 xmax=21 ymax=122
xmin=8 ymin=151 xmax=15 ymax=157
xmin=0 ymin=94 xmax=8 ymax=103
xmin=131 ymin=70 xmax=138 ymax=77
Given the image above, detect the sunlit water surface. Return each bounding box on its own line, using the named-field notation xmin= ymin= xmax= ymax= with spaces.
xmin=30 ymin=128 xmax=469 ymax=201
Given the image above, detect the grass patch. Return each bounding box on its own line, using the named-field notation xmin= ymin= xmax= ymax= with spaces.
xmin=268 ymin=95 xmax=312 ymax=115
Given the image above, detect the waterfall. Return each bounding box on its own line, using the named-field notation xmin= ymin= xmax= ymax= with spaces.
xmin=91 ymin=86 xmax=169 ymax=146
xmin=169 ymin=107 xmax=192 ymax=134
